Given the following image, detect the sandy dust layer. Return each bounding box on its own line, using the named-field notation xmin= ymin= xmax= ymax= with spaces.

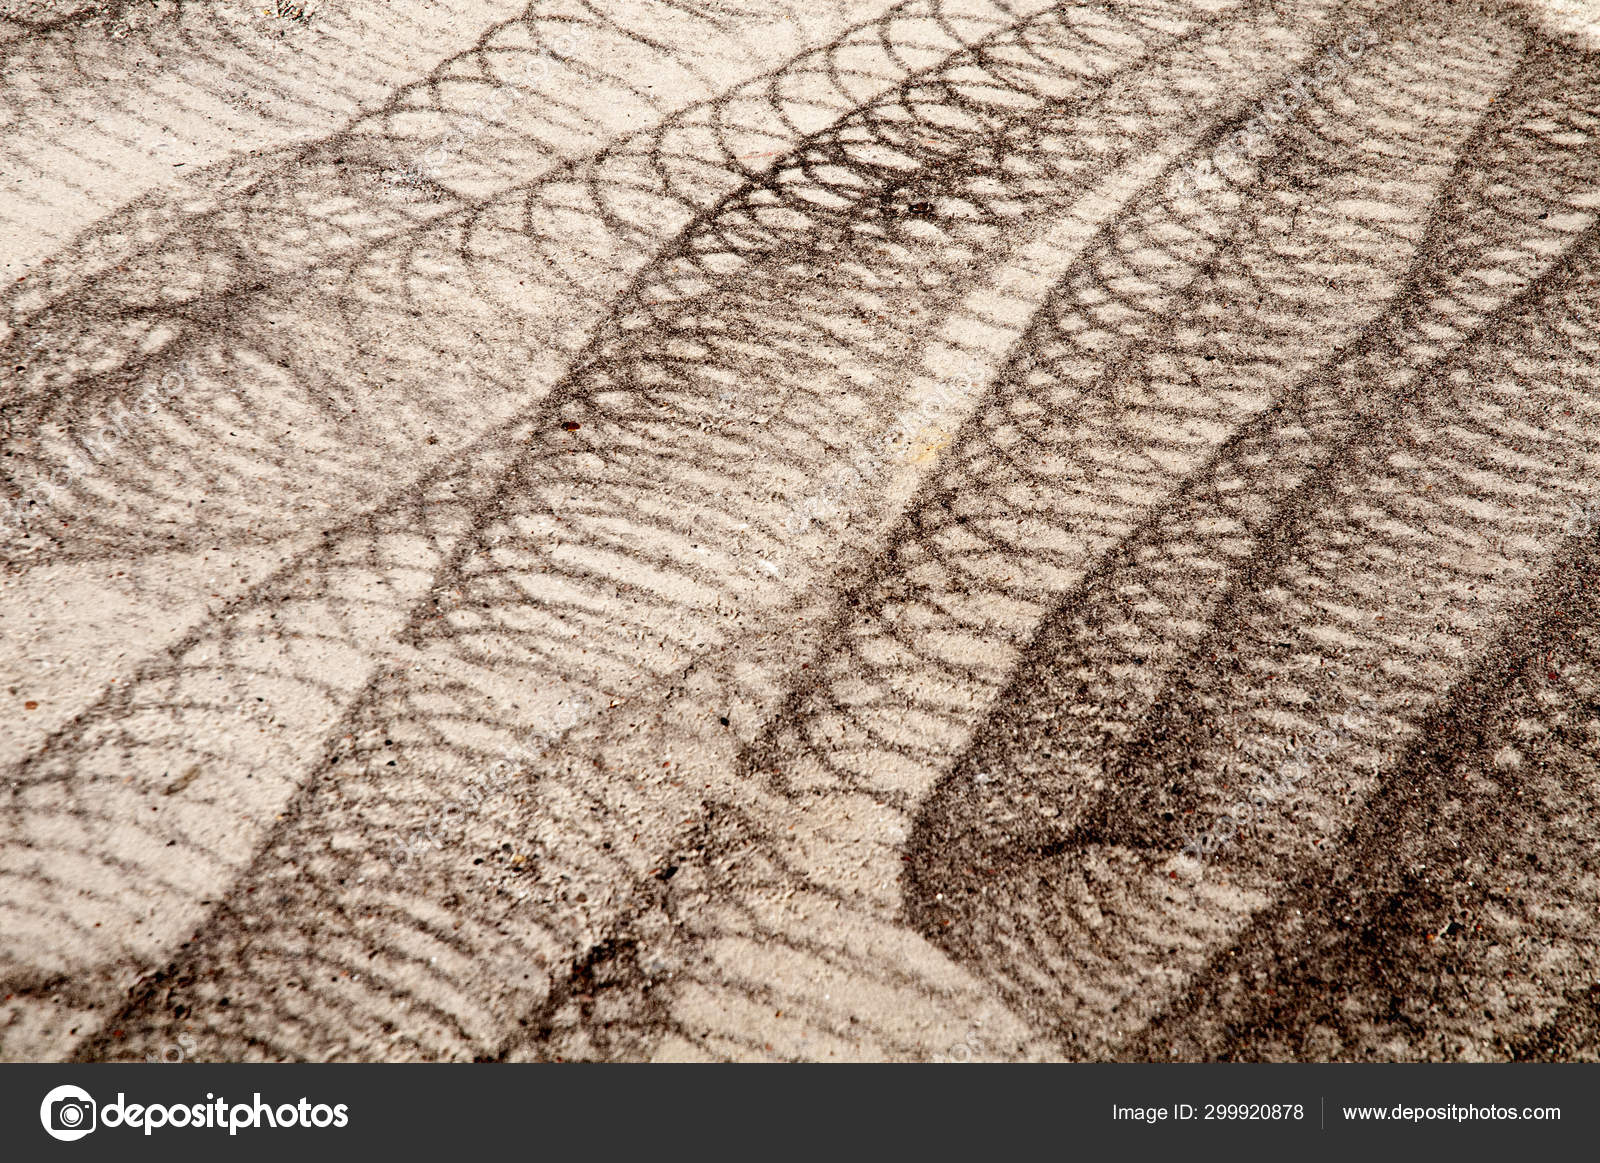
xmin=2 ymin=0 xmax=1600 ymax=1062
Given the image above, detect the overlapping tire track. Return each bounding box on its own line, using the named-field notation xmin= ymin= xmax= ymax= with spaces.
xmin=905 ymin=23 xmax=1600 ymax=1056
xmin=1139 ymin=537 xmax=1600 ymax=1060
xmin=637 ymin=0 xmax=1523 ymax=1059
xmin=5 ymin=0 xmax=1598 ymax=1063
xmin=569 ymin=0 xmax=1600 ymax=1059
xmin=76 ymin=0 xmax=1289 ymax=1065
xmin=1126 ymin=237 xmax=1600 ymax=1061
xmin=0 ymin=0 xmax=535 ymax=273
xmin=2 ymin=0 xmax=1022 ymax=1057
xmin=9 ymin=0 xmax=1235 ymax=1062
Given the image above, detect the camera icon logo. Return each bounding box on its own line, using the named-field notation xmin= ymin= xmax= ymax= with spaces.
xmin=39 ymin=1085 xmax=97 ymax=1142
